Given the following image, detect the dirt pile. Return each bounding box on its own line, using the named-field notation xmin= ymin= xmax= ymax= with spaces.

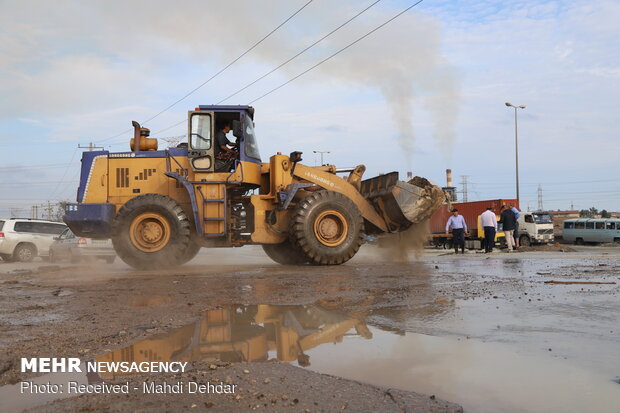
xmin=518 ymin=243 xmax=576 ymax=252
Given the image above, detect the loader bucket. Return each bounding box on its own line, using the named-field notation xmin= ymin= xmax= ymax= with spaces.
xmin=360 ymin=172 xmax=446 ymax=232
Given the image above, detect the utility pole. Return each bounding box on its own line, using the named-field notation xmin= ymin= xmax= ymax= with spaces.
xmin=537 ymin=185 xmax=543 ymax=211
xmin=313 ymin=150 xmax=330 ymax=166
xmin=571 ymin=201 xmax=574 ymax=210
xmin=46 ymin=201 xmax=53 ymax=221
xmin=505 ymin=102 xmax=526 ymax=204
xmin=78 ymin=142 xmax=104 ymax=152
xmin=459 ymin=175 xmax=469 ymax=203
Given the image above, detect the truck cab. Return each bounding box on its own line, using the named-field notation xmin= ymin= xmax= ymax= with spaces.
xmin=518 ymin=211 xmax=554 ymax=246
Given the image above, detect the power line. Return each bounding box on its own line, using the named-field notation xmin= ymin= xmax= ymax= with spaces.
xmin=0 ymin=162 xmax=80 ymax=171
xmin=248 ymin=0 xmax=426 ymax=104
xmin=468 ymin=179 xmax=618 ymax=186
xmin=48 ymin=146 xmax=79 ymax=200
xmin=217 ymin=0 xmax=382 ymax=104
xmin=108 ymin=0 xmax=384 ymax=142
xmin=0 ymin=181 xmax=80 ymax=187
xmin=94 ymin=0 xmax=314 ymax=144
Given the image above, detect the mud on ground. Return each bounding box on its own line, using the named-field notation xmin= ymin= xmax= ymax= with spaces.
xmin=1 ymin=244 xmax=619 ymax=412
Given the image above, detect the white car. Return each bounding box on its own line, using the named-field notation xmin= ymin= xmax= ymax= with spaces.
xmin=0 ymin=218 xmax=67 ymax=262
xmin=49 ymin=228 xmax=116 ymax=264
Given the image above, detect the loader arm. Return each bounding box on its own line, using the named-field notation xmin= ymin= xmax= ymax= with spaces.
xmin=292 ymin=163 xmax=388 ymax=232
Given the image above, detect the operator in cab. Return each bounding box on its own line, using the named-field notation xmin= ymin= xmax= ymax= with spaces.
xmin=214 ymin=122 xmax=238 ymax=171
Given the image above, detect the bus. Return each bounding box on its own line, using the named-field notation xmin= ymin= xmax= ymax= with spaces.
xmin=562 ymin=219 xmax=620 ymax=244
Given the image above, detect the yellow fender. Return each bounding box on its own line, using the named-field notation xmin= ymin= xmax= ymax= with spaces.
xmin=292 ymin=164 xmax=388 ymax=232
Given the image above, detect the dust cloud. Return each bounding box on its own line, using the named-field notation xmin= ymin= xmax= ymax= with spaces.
xmin=377 ymin=220 xmax=430 ymax=263
xmin=243 ymin=5 xmax=462 ymax=165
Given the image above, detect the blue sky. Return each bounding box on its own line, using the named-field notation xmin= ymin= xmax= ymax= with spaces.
xmin=1 ymin=0 xmax=619 ymax=218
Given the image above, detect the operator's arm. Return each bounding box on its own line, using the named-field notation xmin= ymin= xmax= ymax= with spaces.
xmin=462 ymin=216 xmax=468 ymax=233
xmin=445 ymin=217 xmax=452 ymax=234
xmin=216 ymin=131 xmax=235 ymax=153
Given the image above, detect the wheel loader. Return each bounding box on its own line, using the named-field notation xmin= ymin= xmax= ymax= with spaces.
xmin=64 ymin=105 xmax=445 ymax=269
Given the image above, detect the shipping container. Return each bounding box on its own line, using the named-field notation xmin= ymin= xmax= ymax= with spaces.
xmin=429 ymin=199 xmax=520 ymax=249
xmin=429 ymin=199 xmax=518 ymax=235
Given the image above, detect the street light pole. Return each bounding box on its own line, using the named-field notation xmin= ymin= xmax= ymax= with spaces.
xmin=313 ymin=150 xmax=330 ymax=166
xmin=505 ymin=102 xmax=525 ymax=204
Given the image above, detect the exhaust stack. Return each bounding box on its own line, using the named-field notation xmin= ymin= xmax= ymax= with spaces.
xmin=442 ymin=168 xmax=457 ymax=202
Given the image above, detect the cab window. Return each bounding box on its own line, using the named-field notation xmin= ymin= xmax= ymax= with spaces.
xmin=190 ymin=113 xmax=212 ymax=150
xmin=564 ymin=222 xmax=574 ymax=229
xmin=595 ymin=222 xmax=605 ymax=230
xmin=585 ymin=222 xmax=594 ymax=229
xmin=606 ymin=222 xmax=616 ymax=230
xmin=243 ymin=116 xmax=261 ymax=161
xmin=524 ymin=215 xmax=534 ymax=223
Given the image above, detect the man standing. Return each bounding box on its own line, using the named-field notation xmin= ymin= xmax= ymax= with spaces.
xmin=499 ymin=205 xmax=517 ymax=252
xmin=445 ymin=208 xmax=467 ymax=254
xmin=510 ymin=203 xmax=521 ymax=249
xmin=480 ymin=207 xmax=498 ymax=253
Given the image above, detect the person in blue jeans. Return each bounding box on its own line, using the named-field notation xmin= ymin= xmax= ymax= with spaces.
xmin=445 ymin=208 xmax=467 ymax=254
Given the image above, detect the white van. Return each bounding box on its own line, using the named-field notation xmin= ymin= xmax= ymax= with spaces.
xmin=0 ymin=218 xmax=67 ymax=262
xmin=517 ymin=212 xmax=554 ymax=246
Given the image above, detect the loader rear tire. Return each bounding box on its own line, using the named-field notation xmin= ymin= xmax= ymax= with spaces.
xmin=262 ymin=241 xmax=308 ymax=265
xmin=180 ymin=240 xmax=202 ymax=265
xmin=111 ymin=194 xmax=192 ymax=270
xmin=290 ymin=190 xmax=364 ymax=265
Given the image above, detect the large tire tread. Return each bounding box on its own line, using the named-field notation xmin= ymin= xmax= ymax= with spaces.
xmin=289 ymin=191 xmax=364 ymax=265
xmin=180 ymin=240 xmax=202 ymax=265
xmin=111 ymin=194 xmax=192 ymax=270
xmin=262 ymin=241 xmax=308 ymax=265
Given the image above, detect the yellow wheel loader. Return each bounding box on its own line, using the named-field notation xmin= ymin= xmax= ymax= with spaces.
xmin=64 ymin=105 xmax=445 ymax=269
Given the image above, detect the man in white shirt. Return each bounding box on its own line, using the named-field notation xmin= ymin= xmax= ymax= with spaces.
xmin=445 ymin=208 xmax=467 ymax=254
xmin=480 ymin=207 xmax=498 ymax=253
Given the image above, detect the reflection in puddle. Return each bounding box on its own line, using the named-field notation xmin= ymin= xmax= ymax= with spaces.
xmin=2 ymin=301 xmax=619 ymax=413
xmin=98 ymin=303 xmax=372 ymax=378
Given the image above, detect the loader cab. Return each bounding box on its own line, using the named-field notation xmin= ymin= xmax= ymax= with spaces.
xmin=187 ymin=105 xmax=261 ymax=173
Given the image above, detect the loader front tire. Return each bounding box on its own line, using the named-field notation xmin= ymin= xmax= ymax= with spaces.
xmin=111 ymin=194 xmax=192 ymax=270
xmin=290 ymin=191 xmax=364 ymax=265
xmin=262 ymin=241 xmax=308 ymax=265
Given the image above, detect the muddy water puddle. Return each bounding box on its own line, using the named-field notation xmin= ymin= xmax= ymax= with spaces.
xmin=3 ymin=301 xmax=619 ymax=412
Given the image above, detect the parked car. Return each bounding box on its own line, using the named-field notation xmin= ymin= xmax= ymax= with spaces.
xmin=49 ymin=228 xmax=116 ymax=264
xmin=0 ymin=218 xmax=67 ymax=262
